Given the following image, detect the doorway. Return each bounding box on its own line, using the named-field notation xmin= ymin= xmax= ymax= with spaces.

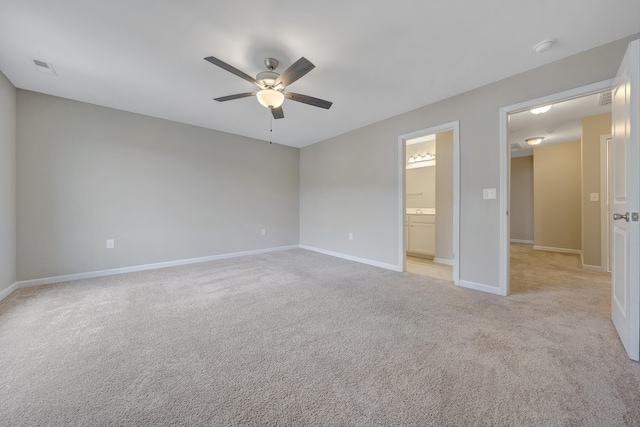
xmin=509 ymin=90 xmax=612 ymax=276
xmin=405 ymin=132 xmax=450 ymax=281
xmin=398 ymin=121 xmax=460 ymax=285
xmin=498 ymin=80 xmax=615 ymax=295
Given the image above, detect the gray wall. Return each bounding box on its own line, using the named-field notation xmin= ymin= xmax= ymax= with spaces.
xmin=300 ymin=34 xmax=638 ymax=289
xmin=0 ymin=72 xmax=16 ymax=293
xmin=510 ymin=156 xmax=534 ymax=242
xmin=16 ymin=91 xmax=300 ymax=281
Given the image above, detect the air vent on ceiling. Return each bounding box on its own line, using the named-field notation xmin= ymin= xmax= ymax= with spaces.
xmin=32 ymin=59 xmax=57 ymax=75
xmin=598 ymin=91 xmax=612 ymax=107
xmin=510 ymin=142 xmax=523 ymax=150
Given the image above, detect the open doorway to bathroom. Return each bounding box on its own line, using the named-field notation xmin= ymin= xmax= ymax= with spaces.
xmin=405 ymin=130 xmax=453 ymax=281
xmin=401 ymin=126 xmax=458 ymax=283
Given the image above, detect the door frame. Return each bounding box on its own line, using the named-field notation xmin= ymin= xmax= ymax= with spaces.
xmin=498 ymin=79 xmax=614 ymax=295
xmin=398 ymin=121 xmax=460 ymax=284
xmin=600 ymin=134 xmax=613 ymax=272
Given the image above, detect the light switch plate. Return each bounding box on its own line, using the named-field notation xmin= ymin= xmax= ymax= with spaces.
xmin=590 ymin=193 xmax=599 ymax=202
xmin=483 ymin=188 xmax=497 ymax=200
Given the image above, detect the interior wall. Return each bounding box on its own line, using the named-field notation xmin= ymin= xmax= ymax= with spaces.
xmin=510 ymin=156 xmax=534 ymax=243
xmin=300 ymin=34 xmax=639 ymax=289
xmin=533 ymin=142 xmax=582 ymax=251
xmin=406 ymin=166 xmax=435 ymax=209
xmin=435 ymin=130 xmax=453 ymax=261
xmin=16 ymin=91 xmax=300 ymax=281
xmin=0 ymin=71 xmax=16 ymax=293
xmin=581 ymin=113 xmax=612 ymax=267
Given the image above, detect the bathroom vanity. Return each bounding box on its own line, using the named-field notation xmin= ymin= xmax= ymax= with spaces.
xmin=406 ymin=209 xmax=435 ymax=258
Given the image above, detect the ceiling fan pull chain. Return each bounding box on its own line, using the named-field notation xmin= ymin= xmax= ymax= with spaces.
xmin=270 ymin=114 xmax=273 ymax=144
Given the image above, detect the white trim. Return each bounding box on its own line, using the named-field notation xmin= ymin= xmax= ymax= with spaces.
xmin=13 ymin=245 xmax=299 ymax=290
xmin=533 ymin=245 xmax=582 ymax=255
xmin=299 ymin=245 xmax=402 ymax=272
xmin=499 ymin=79 xmax=615 ymax=296
xmin=398 ymin=121 xmax=460 ymax=285
xmin=600 ymin=134 xmax=613 ymax=273
xmin=433 ymin=257 xmax=453 ymax=266
xmin=0 ymin=282 xmax=19 ymax=302
xmin=458 ymin=280 xmax=504 ymax=296
xmin=583 ymin=263 xmax=608 ymax=273
xmin=510 ymin=239 xmax=534 ymax=245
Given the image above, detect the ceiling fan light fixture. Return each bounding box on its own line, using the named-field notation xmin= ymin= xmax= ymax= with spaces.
xmin=526 ymin=137 xmax=545 ymax=146
xmin=256 ymin=89 xmax=284 ymax=109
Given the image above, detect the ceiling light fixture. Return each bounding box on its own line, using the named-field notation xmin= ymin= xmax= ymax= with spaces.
xmin=256 ymin=89 xmax=284 ymax=109
xmin=530 ymin=104 xmax=552 ymax=114
xmin=408 ymin=153 xmax=436 ymax=164
xmin=526 ymin=137 xmax=545 ymax=146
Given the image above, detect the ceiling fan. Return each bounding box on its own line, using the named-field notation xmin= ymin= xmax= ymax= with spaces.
xmin=204 ymin=56 xmax=332 ymax=119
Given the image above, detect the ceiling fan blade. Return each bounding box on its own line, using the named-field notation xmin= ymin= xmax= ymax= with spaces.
xmin=204 ymin=56 xmax=260 ymax=87
xmin=214 ymin=92 xmax=256 ymax=102
xmin=285 ymin=92 xmax=332 ymax=109
xmin=275 ymin=57 xmax=315 ymax=87
xmin=271 ymin=106 xmax=284 ymax=119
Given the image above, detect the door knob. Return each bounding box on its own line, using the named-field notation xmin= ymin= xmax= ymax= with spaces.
xmin=613 ymin=212 xmax=629 ymax=222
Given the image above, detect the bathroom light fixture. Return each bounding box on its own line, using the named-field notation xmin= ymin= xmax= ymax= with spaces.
xmin=530 ymin=105 xmax=552 ymax=114
xmin=526 ymin=137 xmax=545 ymax=146
xmin=256 ymin=89 xmax=285 ymax=109
xmin=408 ymin=153 xmax=436 ymax=164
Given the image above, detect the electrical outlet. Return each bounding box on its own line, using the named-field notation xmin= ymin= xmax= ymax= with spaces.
xmin=590 ymin=193 xmax=599 ymax=202
xmin=106 ymin=239 xmax=114 ymax=249
xmin=261 ymin=229 xmax=266 ymax=236
xmin=349 ymin=232 xmax=353 ymax=240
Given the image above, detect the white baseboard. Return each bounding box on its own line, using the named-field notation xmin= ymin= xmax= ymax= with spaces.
xmin=433 ymin=257 xmax=453 ymax=266
xmin=533 ymin=245 xmax=582 ymax=255
xmin=582 ymin=264 xmax=607 ymax=272
xmin=11 ymin=245 xmax=300 ymax=293
xmin=511 ymin=239 xmax=534 ymax=245
xmin=299 ymin=245 xmax=402 ymax=272
xmin=0 ymin=282 xmax=19 ymax=302
xmin=458 ymin=279 xmax=505 ymax=296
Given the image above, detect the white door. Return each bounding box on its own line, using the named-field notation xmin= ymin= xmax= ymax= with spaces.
xmin=611 ymin=39 xmax=639 ymax=361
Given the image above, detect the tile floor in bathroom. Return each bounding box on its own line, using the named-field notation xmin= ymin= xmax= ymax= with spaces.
xmin=405 ymin=256 xmax=453 ymax=282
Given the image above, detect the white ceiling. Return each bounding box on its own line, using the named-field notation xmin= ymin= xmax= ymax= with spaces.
xmin=509 ymin=92 xmax=612 ymax=157
xmin=1 ymin=1 xmax=638 ymax=148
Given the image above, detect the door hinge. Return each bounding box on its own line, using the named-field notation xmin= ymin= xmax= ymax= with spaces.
xmin=632 ymin=212 xmax=639 ymax=222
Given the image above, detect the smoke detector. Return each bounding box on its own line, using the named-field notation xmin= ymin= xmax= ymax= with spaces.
xmin=533 ymin=39 xmax=555 ymax=53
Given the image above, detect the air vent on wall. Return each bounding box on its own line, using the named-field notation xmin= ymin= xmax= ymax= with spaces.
xmin=598 ymin=91 xmax=612 ymax=107
xmin=32 ymin=59 xmax=56 ymax=75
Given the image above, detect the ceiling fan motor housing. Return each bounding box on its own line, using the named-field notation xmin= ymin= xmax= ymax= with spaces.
xmin=256 ymin=70 xmax=280 ymax=88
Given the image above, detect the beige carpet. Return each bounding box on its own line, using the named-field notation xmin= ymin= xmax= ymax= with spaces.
xmin=1 ymin=247 xmax=639 ymax=426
